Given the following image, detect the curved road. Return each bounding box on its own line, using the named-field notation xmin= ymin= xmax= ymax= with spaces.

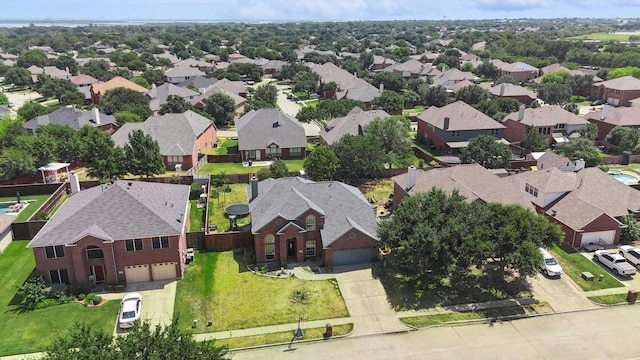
xmin=231 ymin=305 xmax=640 ymax=360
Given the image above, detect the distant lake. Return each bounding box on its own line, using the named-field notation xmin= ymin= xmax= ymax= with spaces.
xmin=0 ymin=20 xmax=276 ymax=28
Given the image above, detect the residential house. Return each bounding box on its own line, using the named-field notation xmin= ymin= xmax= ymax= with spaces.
xmin=471 ymin=42 xmax=486 ymax=51
xmin=505 ymin=166 xmax=640 ymax=248
xmin=591 ymin=76 xmax=640 ymax=107
xmin=489 ymin=83 xmax=537 ymax=105
xmin=248 ymin=176 xmax=378 ymax=266
xmin=503 ymin=105 xmax=588 ymax=144
xmin=449 ymin=80 xmax=478 ymax=94
xmin=228 ymin=53 xmax=248 ymax=62
xmin=27 ymin=179 xmax=190 ymax=285
xmin=310 ymin=62 xmax=380 ymax=101
xmin=0 ymin=105 xmax=11 ymax=118
xmin=236 ymin=108 xmax=306 ymax=161
xmin=24 ymin=107 xmax=117 ymax=134
xmin=527 ymin=151 xmax=577 ymax=172
xmin=342 ymin=86 xmax=382 ymax=109
xmin=75 ymin=57 xmax=116 ymax=68
xmin=492 ymin=59 xmax=540 ymax=83
xmin=532 ymin=64 xmax=602 ymax=86
xmin=430 ymin=39 xmax=453 ymax=48
xmin=319 ymin=107 xmax=390 ymax=145
xmin=416 ymin=100 xmax=506 ymax=154
xmin=174 ymin=58 xmax=216 ymax=72
xmin=177 ymin=76 xmax=218 ymax=93
xmin=70 ymin=74 xmax=100 ymax=104
xmin=262 ymin=60 xmax=287 ymax=77
xmin=28 ymin=65 xmax=72 ymax=82
xmin=382 ymin=59 xmax=440 ymax=79
xmin=409 ymin=51 xmax=439 ymax=64
xmin=392 ymin=164 xmax=535 ymax=212
xmin=207 ymin=78 xmax=248 ymax=98
xmin=164 ymin=67 xmax=205 ymax=84
xmin=432 ymin=68 xmax=475 ymax=88
xmin=154 ymin=52 xmax=180 ymax=65
xmin=370 ymin=55 xmax=396 ymax=71
xmin=584 ymin=105 xmax=640 ymax=140
xmin=190 ymin=87 xmax=246 ymax=115
xmin=146 ymin=83 xmax=199 ymax=114
xmin=112 ymin=110 xmax=217 ymax=170
xmin=90 ymin=76 xmax=147 ymax=105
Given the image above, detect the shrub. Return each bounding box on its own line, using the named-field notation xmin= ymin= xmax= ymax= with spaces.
xmin=78 ymin=293 xmax=86 ymax=301
xmin=83 ymin=292 xmax=96 ymax=306
xmin=16 ymin=276 xmax=48 ymax=311
xmin=92 ymin=296 xmax=103 ymax=305
xmin=68 ymin=283 xmax=91 ymax=296
xmin=189 ymin=182 xmax=204 ymax=200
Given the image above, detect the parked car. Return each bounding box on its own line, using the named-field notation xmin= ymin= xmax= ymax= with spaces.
xmin=593 ymin=250 xmax=637 ymax=276
xmin=119 ymin=292 xmax=143 ymax=329
xmin=619 ymin=245 xmax=640 ymax=270
xmin=590 ymin=99 xmax=605 ymax=106
xmin=539 ymin=248 xmax=563 ymax=277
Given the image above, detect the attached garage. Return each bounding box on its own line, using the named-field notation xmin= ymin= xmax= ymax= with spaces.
xmin=580 ymin=230 xmax=616 ymax=247
xmin=151 ymin=262 xmax=177 ymax=281
xmin=332 ymin=248 xmax=372 ymax=266
xmin=125 ymin=264 xmax=150 ymax=283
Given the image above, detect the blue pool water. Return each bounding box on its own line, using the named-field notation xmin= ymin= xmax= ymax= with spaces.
xmin=610 ymin=173 xmax=638 ymax=184
xmin=0 ymin=203 xmax=12 ymax=215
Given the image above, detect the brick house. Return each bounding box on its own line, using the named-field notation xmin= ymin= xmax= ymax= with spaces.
xmin=24 ymin=107 xmax=117 ymax=134
xmin=248 ymin=177 xmax=378 ymax=267
xmin=502 ymin=105 xmax=588 ymax=144
xmin=416 ymin=100 xmax=507 ymax=154
xmin=492 ymin=60 xmax=540 ymax=83
xmin=320 ymin=107 xmax=390 ymax=145
xmin=27 ymin=180 xmax=190 ymax=285
xmin=489 ymin=83 xmax=537 ymax=105
xmin=90 ymin=76 xmax=147 ymax=105
xmin=237 ymin=108 xmax=306 ymax=161
xmin=112 ymin=110 xmax=217 ymax=171
xmin=591 ymin=76 xmax=640 ymax=107
xmin=505 ymin=167 xmax=640 ymax=248
xmin=584 ymin=105 xmax=640 ymax=140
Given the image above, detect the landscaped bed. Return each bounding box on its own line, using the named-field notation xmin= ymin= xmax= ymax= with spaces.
xmin=550 ymin=243 xmax=624 ymax=292
xmin=173 ymin=251 xmax=349 ymax=333
xmin=0 ymin=241 xmax=120 ymax=356
xmin=214 ymin=323 xmax=353 ymax=349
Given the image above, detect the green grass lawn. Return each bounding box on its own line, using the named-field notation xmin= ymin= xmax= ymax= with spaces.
xmin=173 ymin=251 xmax=349 ymax=333
xmin=214 ymin=323 xmax=352 ymax=349
xmin=567 ymin=33 xmax=631 ymax=41
xmin=0 ymin=241 xmax=121 ymax=356
xmin=402 ymin=106 xmax=426 ymax=117
xmin=209 ymin=183 xmax=250 ymax=231
xmin=400 ymin=303 xmax=546 ymax=328
xmin=209 ymin=138 xmax=239 ymax=155
xmin=299 ymin=99 xmax=319 ymax=108
xmin=0 ymin=194 xmax=53 ymax=222
xmin=551 ymin=244 xmax=624 ymax=292
xmin=359 ymin=179 xmax=393 ymax=204
xmin=587 ymin=293 xmax=629 ymax=305
xmin=198 ymin=159 xmax=305 ymax=175
xmin=190 ymin=200 xmax=205 ymax=232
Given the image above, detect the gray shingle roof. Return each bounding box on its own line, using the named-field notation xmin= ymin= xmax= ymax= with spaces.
xmin=177 ymin=76 xmax=218 ymax=89
xmin=249 ymin=177 xmax=378 ymax=247
xmin=27 ymin=180 xmax=190 ymax=248
xmin=112 ymin=110 xmax=214 ymax=156
xmin=490 ymin=83 xmax=536 ymax=99
xmin=24 ymin=107 xmax=116 ymax=130
xmin=417 ymin=100 xmax=505 ymax=131
xmin=165 ymin=67 xmax=205 ymax=78
xmin=236 ymin=109 xmax=306 ymax=151
xmin=320 ymin=107 xmax=390 ymax=145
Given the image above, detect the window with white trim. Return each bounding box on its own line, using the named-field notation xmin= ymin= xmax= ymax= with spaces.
xmin=45 ymin=245 xmax=65 ymax=259
xmin=50 ymin=269 xmax=70 ymax=285
xmin=167 ymin=155 xmax=183 ymax=163
xmin=126 ymin=239 xmax=144 ymax=252
xmin=290 ymin=147 xmax=302 ymax=156
xmin=306 ymin=215 xmax=316 ymax=231
xmin=152 ymin=236 xmax=170 ymax=249
xmin=266 ymin=145 xmax=281 ymax=158
xmin=525 ymin=183 xmax=539 ymax=197
xmin=451 ymin=130 xmax=461 ymax=137
xmin=305 ymin=240 xmax=315 ymax=257
xmin=265 ymin=234 xmax=275 ymax=260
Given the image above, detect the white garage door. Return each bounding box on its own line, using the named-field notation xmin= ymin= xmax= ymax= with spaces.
xmin=125 ymin=265 xmax=150 ymax=283
xmin=607 ymin=98 xmax=620 ymax=106
xmin=151 ymin=262 xmax=177 ymax=281
xmin=332 ymin=249 xmax=372 ymax=267
xmin=581 ymin=230 xmax=616 ymax=247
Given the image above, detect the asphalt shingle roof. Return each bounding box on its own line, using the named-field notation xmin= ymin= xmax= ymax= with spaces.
xmin=503 ymin=105 xmax=588 ymax=127
xmin=27 ymin=180 xmax=189 ymax=248
xmin=320 ymin=107 xmax=390 ymax=145
xmin=236 ymin=108 xmax=306 ymax=151
xmin=24 ymin=107 xmax=116 ymax=130
xmin=417 ymin=100 xmax=505 ymax=131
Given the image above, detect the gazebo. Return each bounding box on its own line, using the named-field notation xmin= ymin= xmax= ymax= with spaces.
xmin=37 ymin=162 xmax=70 ymax=183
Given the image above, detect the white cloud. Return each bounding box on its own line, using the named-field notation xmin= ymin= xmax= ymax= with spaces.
xmin=475 ymin=0 xmax=552 ymax=11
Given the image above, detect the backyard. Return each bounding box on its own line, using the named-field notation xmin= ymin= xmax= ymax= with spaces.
xmin=173 ymin=251 xmax=349 ymax=333
xmin=198 ymin=159 xmax=305 ymax=175
xmin=208 ymin=183 xmax=251 ymax=232
xmin=208 ymin=137 xmax=238 ymax=155
xmin=550 ymin=243 xmax=624 ymax=292
xmin=0 ymin=241 xmax=120 ymax=356
xmin=0 ymin=194 xmax=53 ymax=222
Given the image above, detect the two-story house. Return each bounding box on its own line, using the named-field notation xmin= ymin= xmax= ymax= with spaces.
xmin=591 ymin=76 xmax=640 ymax=107
xmin=584 ymin=105 xmax=640 ymax=140
xmin=503 ymin=105 xmax=588 ymax=144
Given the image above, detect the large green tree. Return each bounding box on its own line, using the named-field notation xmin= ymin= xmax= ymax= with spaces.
xmin=205 ymin=92 xmax=236 ymax=127
xmin=538 ymin=82 xmax=572 ymax=105
xmin=332 ymin=134 xmax=386 ymax=185
xmin=520 ymin=126 xmax=547 ymax=152
xmin=17 ymin=49 xmax=48 ymax=68
xmin=303 ymin=145 xmax=339 ymax=181
xmin=556 ymin=138 xmax=600 ymax=167
xmin=41 ymin=320 xmax=228 ymax=360
xmin=456 ymin=85 xmax=491 ymax=107
xmin=372 ymin=90 xmax=404 ymax=113
xmin=100 ymin=87 xmax=151 ymax=120
xmin=364 ymin=116 xmax=413 ymax=169
xmin=460 ymin=135 xmax=511 ymax=169
xmin=0 ymin=148 xmax=36 ymax=181
xmin=606 ymin=126 xmax=640 ymax=154
xmin=79 ymin=126 xmax=124 ymax=180
xmin=160 ymin=95 xmax=192 ymax=115
xmin=269 ymin=158 xmax=289 ymax=178
xmin=123 ymin=129 xmax=165 ymax=177
xmin=423 ymin=85 xmax=449 ymax=107
xmin=371 ymin=71 xmax=407 ymax=92
xmin=4 ymin=67 xmax=32 ymax=87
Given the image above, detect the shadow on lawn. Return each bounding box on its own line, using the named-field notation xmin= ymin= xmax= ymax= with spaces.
xmin=374 ymin=261 xmax=531 ymax=311
xmin=6 ymin=268 xmax=38 ymax=313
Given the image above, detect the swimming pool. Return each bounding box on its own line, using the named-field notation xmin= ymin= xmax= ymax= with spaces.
xmin=0 ymin=202 xmax=13 ymax=215
xmin=610 ymin=173 xmax=639 ymax=184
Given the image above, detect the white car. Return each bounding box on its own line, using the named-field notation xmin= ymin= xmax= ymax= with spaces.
xmin=119 ymin=292 xmax=143 ymax=329
xmin=539 ymin=248 xmax=563 ymax=277
xmin=619 ymin=245 xmax=640 ymax=270
xmin=593 ymin=250 xmax=637 ymax=276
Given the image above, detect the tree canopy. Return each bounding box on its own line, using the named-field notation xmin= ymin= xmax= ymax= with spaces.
xmin=364 ymin=116 xmax=413 ymax=169
xmin=372 ymin=90 xmax=404 ymax=113
xmin=100 ymin=87 xmax=151 ymax=120
xmin=269 ymin=158 xmax=289 ymax=178
xmin=123 ymin=129 xmax=165 ymax=177
xmin=459 ymin=135 xmax=511 ymax=169
xmin=331 ymin=134 xmax=386 ymax=185
xmin=205 ymin=92 xmax=236 ymax=127
xmin=303 ymin=145 xmax=339 ymax=181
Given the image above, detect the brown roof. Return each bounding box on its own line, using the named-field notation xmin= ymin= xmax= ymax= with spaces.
xmin=393 ymin=164 xmax=535 ymax=211
xmin=70 ymin=74 xmax=99 ymax=86
xmin=592 ymin=75 xmax=640 ymax=91
xmin=91 ymin=76 xmax=147 ymax=95
xmin=417 ymin=100 xmax=505 ymax=131
xmin=503 ymin=105 xmax=588 ymax=127
xmin=489 ymin=83 xmax=536 ymax=99
xmin=584 ymin=106 xmax=640 ymax=127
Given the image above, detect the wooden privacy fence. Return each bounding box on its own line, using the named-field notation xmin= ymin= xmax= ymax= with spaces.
xmin=12 ymin=221 xmax=47 ymax=240
xmin=186 ymin=231 xmax=253 ymax=252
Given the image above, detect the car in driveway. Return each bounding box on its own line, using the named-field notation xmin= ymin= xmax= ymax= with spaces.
xmin=593 ymin=250 xmax=636 ymax=276
xmin=119 ymin=292 xmax=143 ymax=329
xmin=619 ymin=245 xmax=640 ymax=270
xmin=590 ymin=99 xmax=605 ymax=106
xmin=539 ymin=247 xmax=563 ymax=277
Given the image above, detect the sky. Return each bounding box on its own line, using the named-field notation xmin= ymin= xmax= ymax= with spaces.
xmin=1 ymin=0 xmax=640 ymax=22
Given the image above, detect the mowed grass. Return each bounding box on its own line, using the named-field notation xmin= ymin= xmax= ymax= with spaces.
xmin=587 ymin=293 xmax=630 ymax=305
xmin=567 ymin=33 xmax=632 ymax=41
xmin=400 ymin=303 xmax=545 ymax=328
xmin=359 ymin=179 xmax=393 ymax=204
xmin=173 ymin=251 xmax=349 ymax=333
xmin=0 ymin=194 xmax=52 ymax=222
xmin=189 ymin=200 xmax=205 ymax=232
xmin=209 ymin=138 xmax=238 ymax=155
xmin=0 ymin=241 xmax=120 ymax=356
xmin=551 ymin=244 xmax=623 ymax=292
xmin=208 ymin=183 xmax=250 ymax=231
xmin=214 ymin=323 xmax=353 ymax=349
xmin=198 ymin=160 xmax=305 ymax=175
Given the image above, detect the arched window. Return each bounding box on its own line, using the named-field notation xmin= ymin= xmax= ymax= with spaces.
xmin=86 ymin=245 xmax=104 ymax=259
xmin=306 ymin=215 xmax=316 ymax=231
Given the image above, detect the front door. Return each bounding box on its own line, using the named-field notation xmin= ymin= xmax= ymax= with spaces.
xmin=287 ymin=239 xmax=296 ymax=257
xmin=255 ymin=150 xmax=261 ymax=161
xmin=91 ymin=265 xmax=105 ymax=283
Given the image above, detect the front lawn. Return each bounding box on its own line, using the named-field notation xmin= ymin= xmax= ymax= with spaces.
xmin=214 ymin=323 xmax=352 ymax=349
xmin=550 ymin=243 xmax=624 ymax=292
xmin=208 ymin=183 xmax=250 ymax=231
xmin=587 ymin=293 xmax=629 ymax=305
xmin=400 ymin=303 xmax=546 ymax=328
xmin=198 ymin=160 xmax=305 ymax=175
xmin=0 ymin=241 xmax=120 ymax=356
xmin=0 ymin=194 xmax=53 ymax=222
xmin=173 ymin=251 xmax=349 ymax=333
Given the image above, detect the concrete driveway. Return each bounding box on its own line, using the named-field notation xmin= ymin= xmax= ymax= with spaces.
xmin=529 ymin=273 xmax=595 ymax=312
xmin=333 ymin=264 xmax=409 ymax=336
xmin=1 ymin=90 xmax=41 ymax=109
